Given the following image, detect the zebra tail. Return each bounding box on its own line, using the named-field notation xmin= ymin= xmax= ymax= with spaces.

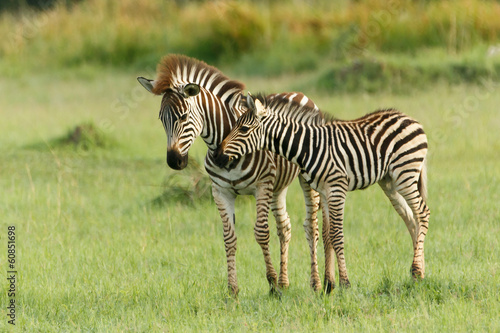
xmin=418 ymin=157 xmax=428 ymax=202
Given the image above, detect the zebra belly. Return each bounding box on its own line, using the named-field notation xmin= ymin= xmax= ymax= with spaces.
xmin=345 ymin=165 xmax=382 ymax=191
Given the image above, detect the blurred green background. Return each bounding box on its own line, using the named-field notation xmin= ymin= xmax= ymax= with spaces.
xmin=2 ymin=0 xmax=500 ymax=92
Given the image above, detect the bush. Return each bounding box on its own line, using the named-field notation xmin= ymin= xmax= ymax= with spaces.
xmin=2 ymin=0 xmax=500 ymax=83
xmin=26 ymin=122 xmax=117 ymax=152
xmin=173 ymin=2 xmax=267 ymax=64
xmin=313 ymin=49 xmax=500 ymax=94
xmin=0 ymin=0 xmax=82 ymax=13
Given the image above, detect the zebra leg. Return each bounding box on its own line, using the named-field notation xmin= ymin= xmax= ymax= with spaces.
xmin=298 ymin=175 xmax=322 ymax=292
xmin=271 ymin=188 xmax=292 ymax=289
xmin=327 ymin=186 xmax=350 ymax=288
xmin=321 ymin=198 xmax=336 ymax=293
xmin=255 ymin=183 xmax=280 ymax=295
xmin=396 ymin=180 xmax=430 ymax=279
xmin=211 ymin=185 xmax=239 ymax=296
xmin=378 ymin=176 xmax=418 ymax=250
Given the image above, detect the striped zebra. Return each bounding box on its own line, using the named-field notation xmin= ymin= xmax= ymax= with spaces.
xmin=214 ymin=94 xmax=430 ymax=289
xmin=137 ymin=54 xmax=330 ymax=295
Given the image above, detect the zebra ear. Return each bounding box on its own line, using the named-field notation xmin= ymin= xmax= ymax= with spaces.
xmin=246 ymin=92 xmax=256 ymax=111
xmin=254 ymin=98 xmax=267 ymax=119
xmin=246 ymin=93 xmax=267 ymax=118
xmin=137 ymin=77 xmax=156 ymax=94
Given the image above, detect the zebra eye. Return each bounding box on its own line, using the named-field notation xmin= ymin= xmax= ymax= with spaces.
xmin=240 ymin=126 xmax=250 ymax=133
xmin=179 ymin=113 xmax=188 ymax=121
xmin=183 ymin=83 xmax=200 ymax=97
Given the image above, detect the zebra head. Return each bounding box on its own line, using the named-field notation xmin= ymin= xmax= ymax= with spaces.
xmin=138 ymin=76 xmax=204 ymax=170
xmin=214 ymin=94 xmax=267 ymax=169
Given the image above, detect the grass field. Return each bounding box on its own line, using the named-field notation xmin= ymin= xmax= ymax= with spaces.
xmin=1 ymin=0 xmax=500 ymax=330
xmin=1 ymin=66 xmax=499 ymax=331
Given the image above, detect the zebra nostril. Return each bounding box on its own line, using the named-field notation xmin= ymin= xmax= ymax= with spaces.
xmin=212 ymin=147 xmax=230 ymax=168
xmin=213 ymin=146 xmax=222 ymax=160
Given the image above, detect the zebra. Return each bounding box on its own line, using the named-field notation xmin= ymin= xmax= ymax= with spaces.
xmin=137 ymin=54 xmax=331 ymax=295
xmin=213 ymin=93 xmax=430 ymax=289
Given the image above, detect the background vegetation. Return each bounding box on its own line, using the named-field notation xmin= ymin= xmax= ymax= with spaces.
xmin=2 ymin=0 xmax=500 ymax=90
xmin=0 ymin=0 xmax=499 ymax=331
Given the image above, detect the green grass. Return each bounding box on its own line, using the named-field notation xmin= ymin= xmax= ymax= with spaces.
xmin=0 ymin=68 xmax=499 ymax=331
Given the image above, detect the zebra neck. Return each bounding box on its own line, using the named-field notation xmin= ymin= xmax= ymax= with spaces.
xmin=262 ymin=118 xmax=310 ymax=169
xmin=202 ymin=92 xmax=245 ymax=151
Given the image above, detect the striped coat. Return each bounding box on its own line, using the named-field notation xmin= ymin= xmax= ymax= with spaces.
xmin=215 ymin=94 xmax=430 ymax=290
xmin=138 ymin=55 xmax=329 ymax=295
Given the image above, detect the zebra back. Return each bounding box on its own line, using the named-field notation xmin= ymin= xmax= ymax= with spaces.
xmin=255 ymin=93 xmax=325 ymax=126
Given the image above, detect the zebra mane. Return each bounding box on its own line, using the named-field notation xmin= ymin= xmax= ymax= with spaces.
xmin=255 ymin=93 xmax=328 ymax=125
xmin=152 ymin=54 xmax=245 ymax=98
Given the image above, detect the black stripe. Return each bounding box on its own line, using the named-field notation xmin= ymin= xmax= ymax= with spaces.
xmin=339 ymin=126 xmax=358 ymax=188
xmin=379 ymin=119 xmax=407 ymax=169
xmin=390 ymin=142 xmax=428 ymax=164
xmin=288 ymin=125 xmax=302 ymax=160
xmin=391 ymin=128 xmax=426 ymax=155
xmin=392 ymin=157 xmax=424 ymax=171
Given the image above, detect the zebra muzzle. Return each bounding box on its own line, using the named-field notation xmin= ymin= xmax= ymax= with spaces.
xmin=166 ymin=149 xmax=188 ymax=170
xmin=212 ymin=146 xmax=237 ymax=169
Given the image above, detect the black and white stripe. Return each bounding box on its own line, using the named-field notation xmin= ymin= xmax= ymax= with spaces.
xmin=216 ymin=94 xmax=430 ymax=290
xmin=138 ymin=55 xmax=328 ymax=295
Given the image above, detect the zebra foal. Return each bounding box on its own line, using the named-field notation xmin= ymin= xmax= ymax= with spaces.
xmin=214 ymin=94 xmax=430 ymax=289
xmin=137 ymin=55 xmax=328 ymax=295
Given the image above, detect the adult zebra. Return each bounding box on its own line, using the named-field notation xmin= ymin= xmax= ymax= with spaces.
xmin=214 ymin=94 xmax=430 ymax=289
xmin=137 ymin=55 xmax=330 ymax=295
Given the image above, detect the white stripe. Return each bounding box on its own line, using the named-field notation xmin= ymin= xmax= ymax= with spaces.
xmin=176 ymin=66 xmax=182 ymax=85
xmin=220 ymin=87 xmax=240 ymax=101
xmin=205 ymin=74 xmax=218 ymax=90
xmin=198 ymin=68 xmax=208 ymax=86
xmin=182 ymin=65 xmax=188 ymax=83
xmin=188 ymin=64 xmax=197 ymax=83
xmin=212 ymin=80 xmax=226 ymax=96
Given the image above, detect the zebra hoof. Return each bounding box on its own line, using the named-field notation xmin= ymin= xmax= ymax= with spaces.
xmin=323 ymin=279 xmax=335 ymax=294
xmin=228 ymin=284 xmax=239 ymax=297
xmin=411 ymin=266 xmax=425 ymax=280
xmin=340 ymin=279 xmax=351 ymax=289
xmin=269 ymin=285 xmax=282 ymax=299
xmin=311 ymin=280 xmax=322 ymax=292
